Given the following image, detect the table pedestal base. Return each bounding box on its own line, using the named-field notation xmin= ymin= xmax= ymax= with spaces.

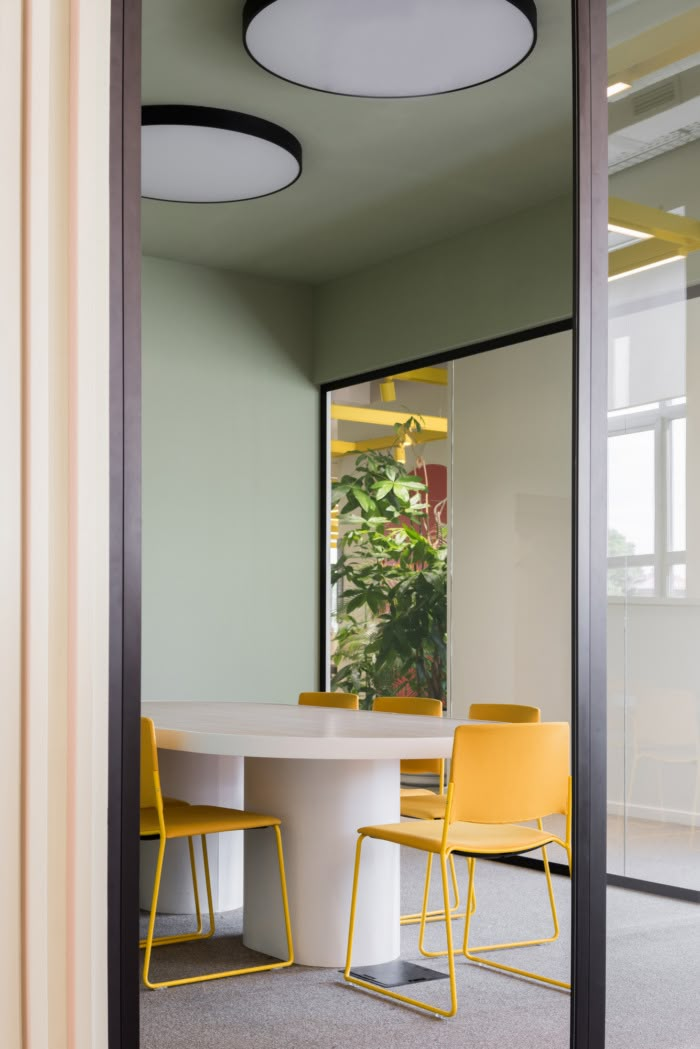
xmin=244 ymin=757 xmax=400 ymax=968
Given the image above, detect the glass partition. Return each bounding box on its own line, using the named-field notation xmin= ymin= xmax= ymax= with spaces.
xmin=606 ymin=0 xmax=700 ymax=895
xmin=329 ymin=373 xmax=451 ymax=709
xmin=606 ymin=3 xmax=700 ymax=1047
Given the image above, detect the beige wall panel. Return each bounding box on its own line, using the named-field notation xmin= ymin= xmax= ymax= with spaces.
xmin=0 ymin=0 xmax=25 ymax=1046
xmin=0 ymin=1 xmax=112 ymax=1047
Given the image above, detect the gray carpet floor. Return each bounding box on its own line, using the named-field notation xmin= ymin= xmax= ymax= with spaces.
xmin=140 ymin=846 xmax=700 ymax=1049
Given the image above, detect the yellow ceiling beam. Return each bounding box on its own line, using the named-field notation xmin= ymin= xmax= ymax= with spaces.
xmin=390 ymin=366 xmax=448 ymax=386
xmin=608 ymin=238 xmax=686 ymax=281
xmin=331 ymin=429 xmax=446 ymax=458
xmin=608 ymin=10 xmax=700 ymax=92
xmin=608 ymin=198 xmax=700 ymax=250
xmin=331 ymin=404 xmax=448 ymax=432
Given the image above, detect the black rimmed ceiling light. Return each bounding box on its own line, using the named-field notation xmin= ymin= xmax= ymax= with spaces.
xmin=141 ymin=105 xmax=302 ymax=202
xmin=242 ymin=0 xmax=537 ymax=99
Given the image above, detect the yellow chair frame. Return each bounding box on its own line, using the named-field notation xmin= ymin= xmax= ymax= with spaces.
xmin=140 ymin=717 xmax=294 ymax=989
xmin=299 ymin=691 xmax=359 ymax=710
xmin=372 ymin=695 xmax=461 ymax=926
xmin=343 ymin=722 xmax=572 ymax=1017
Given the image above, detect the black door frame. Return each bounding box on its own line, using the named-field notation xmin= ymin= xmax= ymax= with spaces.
xmin=108 ymin=1 xmax=609 ymax=1046
xmin=108 ymin=1 xmax=142 ymax=1046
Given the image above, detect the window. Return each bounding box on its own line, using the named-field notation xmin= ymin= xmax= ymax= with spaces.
xmin=607 ymin=399 xmax=686 ymax=598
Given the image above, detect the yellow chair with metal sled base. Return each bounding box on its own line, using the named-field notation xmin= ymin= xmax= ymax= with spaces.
xmin=299 ymin=691 xmax=359 ymax=710
xmin=398 ymin=702 xmax=541 ymax=822
xmin=343 ymin=721 xmax=571 ymax=1018
xmin=139 ymin=716 xmax=294 ymax=989
xmin=396 ymin=702 xmax=542 ymax=925
xmin=372 ymin=695 xmax=461 ymax=926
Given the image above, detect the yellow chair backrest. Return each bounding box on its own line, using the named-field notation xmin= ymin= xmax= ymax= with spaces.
xmin=469 ymin=703 xmax=541 ymax=724
xmin=449 ymin=722 xmax=570 ymax=824
xmin=298 ymin=691 xmax=359 ymax=710
xmin=373 ymin=696 xmax=444 ymax=778
xmin=140 ymin=716 xmax=163 ymax=811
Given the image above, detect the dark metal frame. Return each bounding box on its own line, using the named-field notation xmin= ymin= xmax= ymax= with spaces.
xmin=571 ymin=1 xmax=608 ymax=1046
xmin=108 ymin=0 xmax=615 ymax=1047
xmin=109 ymin=0 xmax=142 ymax=1047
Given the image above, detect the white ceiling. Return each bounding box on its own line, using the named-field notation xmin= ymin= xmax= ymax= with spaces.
xmin=141 ymin=0 xmax=573 ymax=283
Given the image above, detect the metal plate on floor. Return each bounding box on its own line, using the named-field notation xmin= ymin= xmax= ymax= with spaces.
xmin=347 ymin=960 xmax=448 ymax=988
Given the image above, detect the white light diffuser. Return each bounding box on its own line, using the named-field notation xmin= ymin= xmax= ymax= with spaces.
xmin=608 ymin=255 xmax=685 ymax=282
xmin=608 ymin=223 xmax=653 ymax=241
xmin=243 ymin=0 xmax=537 ymax=99
xmin=607 ymin=81 xmax=631 ymax=99
xmin=141 ymin=106 xmax=302 ymax=203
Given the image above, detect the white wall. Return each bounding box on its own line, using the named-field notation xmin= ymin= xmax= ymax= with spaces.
xmin=141 ymin=256 xmax=318 ymax=702
xmin=449 ymin=331 xmax=573 ymax=725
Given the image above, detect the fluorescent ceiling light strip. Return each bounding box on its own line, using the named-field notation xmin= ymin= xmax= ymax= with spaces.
xmin=607 ymin=81 xmax=631 ymax=98
xmin=608 ymin=223 xmax=653 ymax=241
xmin=608 ymin=255 xmax=685 ymax=282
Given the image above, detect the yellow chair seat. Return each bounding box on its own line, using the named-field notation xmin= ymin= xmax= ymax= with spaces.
xmin=399 ymin=787 xmax=436 ymax=798
xmin=140 ymin=803 xmax=281 ymax=840
xmin=359 ymin=818 xmax=563 ymax=857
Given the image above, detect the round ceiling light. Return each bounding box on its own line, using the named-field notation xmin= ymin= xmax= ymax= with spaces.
xmin=141 ymin=105 xmax=302 ymax=203
xmin=242 ymin=0 xmax=537 ymax=99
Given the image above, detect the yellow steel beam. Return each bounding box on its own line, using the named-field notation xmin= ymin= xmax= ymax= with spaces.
xmin=608 ymin=238 xmax=686 ymax=281
xmin=608 ymin=198 xmax=700 ymax=250
xmin=390 ymin=367 xmax=449 ymax=386
xmin=331 ymin=404 xmax=448 ymax=432
xmin=331 ymin=430 xmax=446 ymax=458
xmin=608 ymin=10 xmax=700 ymax=92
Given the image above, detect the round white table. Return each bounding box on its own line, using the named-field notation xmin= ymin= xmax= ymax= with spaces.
xmin=141 ymin=701 xmax=466 ymax=967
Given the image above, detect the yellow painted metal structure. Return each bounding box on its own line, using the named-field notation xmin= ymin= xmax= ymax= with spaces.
xmin=607 ymin=9 xmax=700 ymax=94
xmin=331 ymin=429 xmax=445 ymax=458
xmin=344 ymin=722 xmax=572 ymax=1017
xmin=139 ymin=717 xmax=294 ymax=988
xmin=608 ymin=198 xmax=700 ymax=281
xmin=379 ymin=367 xmax=449 ymax=401
xmin=330 ymin=403 xmax=448 ymax=432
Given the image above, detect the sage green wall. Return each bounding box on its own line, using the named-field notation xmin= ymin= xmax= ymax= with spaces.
xmin=313 ymin=196 xmax=573 ymax=384
xmin=141 ymin=256 xmax=317 ymax=702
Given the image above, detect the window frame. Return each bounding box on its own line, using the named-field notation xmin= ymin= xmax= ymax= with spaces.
xmin=607 ymin=399 xmax=687 ymax=601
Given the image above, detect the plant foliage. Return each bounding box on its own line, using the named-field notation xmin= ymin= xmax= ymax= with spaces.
xmin=330 ymin=420 xmax=447 ymax=710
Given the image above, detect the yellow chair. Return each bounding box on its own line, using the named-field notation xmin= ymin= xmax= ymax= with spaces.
xmin=469 ymin=702 xmax=541 ymax=723
xmin=372 ymin=696 xmax=460 ymax=926
xmin=344 ymin=722 xmax=572 ymax=1017
xmin=299 ymin=691 xmax=359 ymax=710
xmin=399 ymin=702 xmax=542 ymax=822
xmin=139 ymin=717 xmax=294 ymax=989
xmin=373 ymin=696 xmax=446 ymax=797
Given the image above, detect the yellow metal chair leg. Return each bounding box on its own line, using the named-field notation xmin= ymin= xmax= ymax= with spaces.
xmin=139 ymin=836 xmax=215 ymax=949
xmin=417 ymin=854 xmax=476 ymax=957
xmin=461 ymin=854 xmax=571 ymax=990
xmin=466 ymin=848 xmax=560 ymax=954
xmin=141 ymin=828 xmax=294 ymax=990
xmin=401 ymin=852 xmax=464 ymax=925
xmin=344 ymin=837 xmax=458 ymax=1018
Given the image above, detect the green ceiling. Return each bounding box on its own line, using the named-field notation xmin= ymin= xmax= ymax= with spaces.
xmin=141 ymin=0 xmax=573 ymax=283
